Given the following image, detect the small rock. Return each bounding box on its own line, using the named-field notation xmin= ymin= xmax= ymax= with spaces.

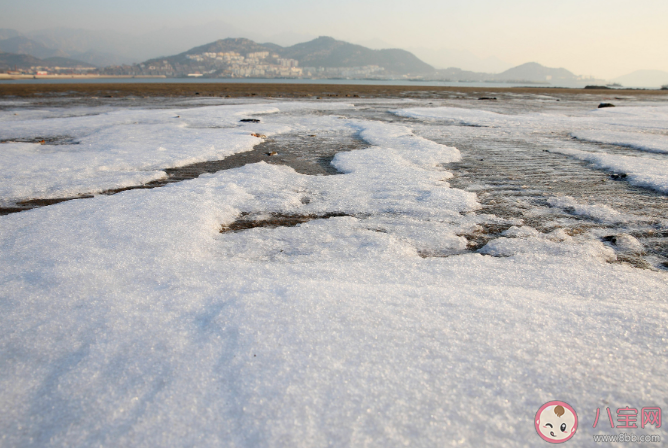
xmin=479 ymin=97 xmax=497 ymax=100
xmin=610 ymin=173 xmax=627 ymax=180
xmin=240 ymin=119 xmax=260 ymax=123
xmin=598 ymin=103 xmax=615 ymax=108
xmin=266 ymin=151 xmax=277 ymax=156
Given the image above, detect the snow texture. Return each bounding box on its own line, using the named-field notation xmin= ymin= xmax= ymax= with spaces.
xmin=1 ymin=101 xmax=667 ymax=447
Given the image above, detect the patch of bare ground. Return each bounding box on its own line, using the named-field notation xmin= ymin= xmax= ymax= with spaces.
xmin=220 ymin=212 xmax=349 ymax=233
xmin=0 ymin=136 xmax=79 ymax=145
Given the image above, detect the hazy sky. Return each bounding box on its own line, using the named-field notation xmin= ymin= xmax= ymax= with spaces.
xmin=2 ymin=0 xmax=667 ymax=78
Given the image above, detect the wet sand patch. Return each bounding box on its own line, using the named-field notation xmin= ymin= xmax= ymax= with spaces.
xmin=0 ymin=136 xmax=79 ymax=145
xmin=429 ymin=132 xmax=668 ymax=269
xmin=220 ymin=212 xmax=349 ymax=233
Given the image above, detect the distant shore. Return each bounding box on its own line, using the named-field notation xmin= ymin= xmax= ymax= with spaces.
xmin=0 ymin=74 xmax=167 ymax=80
xmin=1 ymin=82 xmax=668 ymax=99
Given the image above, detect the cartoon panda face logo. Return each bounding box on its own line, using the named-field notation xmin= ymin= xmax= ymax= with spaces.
xmin=535 ymin=401 xmax=578 ymax=443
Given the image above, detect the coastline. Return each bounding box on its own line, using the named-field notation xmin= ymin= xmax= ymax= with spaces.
xmin=1 ymin=82 xmax=667 ymax=98
xmin=0 ymin=74 xmax=167 ymax=80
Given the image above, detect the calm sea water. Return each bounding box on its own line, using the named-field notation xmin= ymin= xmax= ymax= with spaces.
xmin=0 ymin=77 xmax=565 ymax=88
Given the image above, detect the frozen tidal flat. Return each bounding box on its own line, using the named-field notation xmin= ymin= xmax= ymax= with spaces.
xmin=1 ymin=96 xmax=667 ymax=447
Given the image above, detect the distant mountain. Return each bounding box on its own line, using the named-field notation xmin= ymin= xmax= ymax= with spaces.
xmin=25 ymin=28 xmax=135 ymax=66
xmin=0 ymin=28 xmax=21 ymax=40
xmin=143 ymin=36 xmax=434 ymax=76
xmin=613 ymin=70 xmax=668 ymax=88
xmin=22 ymin=22 xmax=250 ymax=66
xmin=279 ymin=37 xmax=434 ymax=74
xmin=0 ymin=52 xmax=44 ymax=70
xmin=495 ymin=62 xmax=579 ymax=84
xmin=64 ymin=50 xmax=123 ymax=68
xmin=0 ymin=33 xmax=104 ymax=67
xmin=177 ymin=38 xmax=280 ymax=62
xmin=0 ymin=36 xmax=68 ymax=59
xmin=42 ymin=56 xmax=91 ymax=67
xmin=0 ymin=51 xmax=91 ymax=70
xmin=0 ymin=27 xmax=618 ymax=85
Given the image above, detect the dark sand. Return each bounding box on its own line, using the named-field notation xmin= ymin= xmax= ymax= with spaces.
xmin=220 ymin=212 xmax=349 ymax=233
xmin=1 ymin=82 xmax=667 ymax=99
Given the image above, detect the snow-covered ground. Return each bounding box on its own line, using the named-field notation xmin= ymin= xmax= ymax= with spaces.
xmin=1 ymin=96 xmax=667 ymax=447
xmin=0 ymin=102 xmax=351 ymax=202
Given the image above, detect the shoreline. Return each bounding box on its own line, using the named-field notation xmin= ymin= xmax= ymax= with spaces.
xmin=0 ymin=74 xmax=166 ymax=80
xmin=1 ymin=82 xmax=667 ymax=98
